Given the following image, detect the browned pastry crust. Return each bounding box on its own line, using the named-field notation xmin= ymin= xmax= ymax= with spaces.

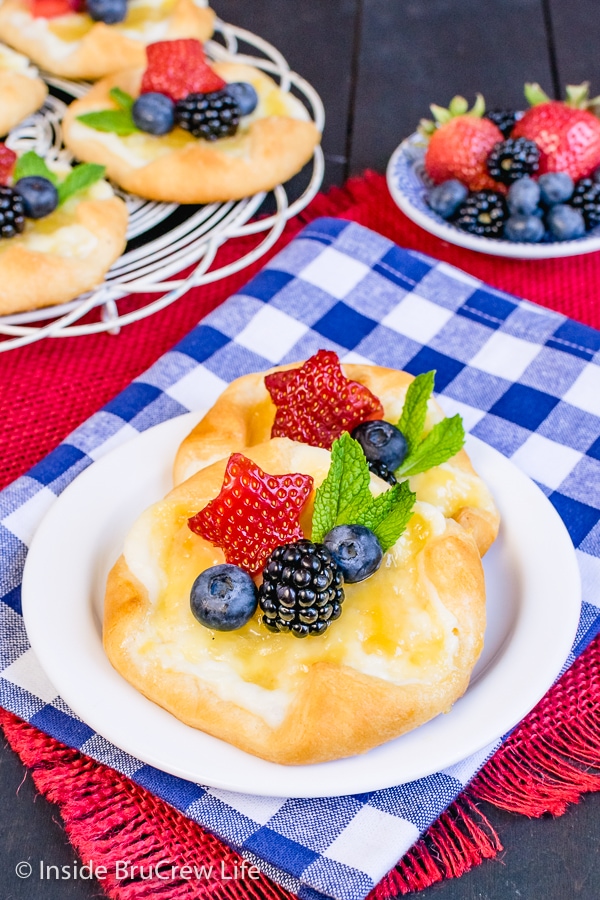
xmin=61 ymin=63 xmax=321 ymax=203
xmin=104 ymin=439 xmax=487 ymax=765
xmin=0 ymin=194 xmax=128 ymax=315
xmin=174 ymin=363 xmax=500 ymax=555
xmin=0 ymin=69 xmax=47 ymax=135
xmin=0 ymin=0 xmax=215 ymax=80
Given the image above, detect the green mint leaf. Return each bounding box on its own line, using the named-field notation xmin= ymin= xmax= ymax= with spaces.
xmin=397 ymin=370 xmax=435 ymax=454
xmin=395 ymin=415 xmax=465 ymax=478
xmin=311 ymin=432 xmax=372 ymax=542
xmin=109 ymin=87 xmax=134 ymax=111
xmin=77 ymin=109 xmax=139 ymax=136
xmin=363 ymin=481 xmax=416 ymax=552
xmin=57 ymin=163 xmax=106 ymax=205
xmin=13 ymin=151 xmax=58 ymax=186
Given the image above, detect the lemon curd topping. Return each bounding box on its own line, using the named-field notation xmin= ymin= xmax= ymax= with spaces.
xmin=123 ymin=485 xmax=458 ymax=726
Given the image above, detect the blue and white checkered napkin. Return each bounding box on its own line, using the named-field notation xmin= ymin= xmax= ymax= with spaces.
xmin=2 ymin=217 xmax=600 ymax=900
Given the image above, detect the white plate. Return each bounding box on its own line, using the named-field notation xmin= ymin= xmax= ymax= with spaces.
xmin=386 ymin=135 xmax=600 ymax=259
xmin=22 ymin=414 xmax=581 ymax=797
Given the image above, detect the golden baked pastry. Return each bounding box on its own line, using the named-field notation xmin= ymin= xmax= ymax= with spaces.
xmin=0 ymin=42 xmax=47 ymax=135
xmin=61 ymin=62 xmax=321 ymax=203
xmin=0 ymin=165 xmax=128 ymax=315
xmin=104 ymin=438 xmax=488 ymax=765
xmin=174 ymin=361 xmax=500 ymax=556
xmin=0 ymin=0 xmax=215 ymax=80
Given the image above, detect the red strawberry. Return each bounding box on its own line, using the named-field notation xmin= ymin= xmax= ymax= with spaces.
xmin=423 ymin=95 xmax=505 ymax=192
xmin=512 ymin=83 xmax=600 ymax=181
xmin=265 ymin=350 xmax=384 ymax=450
xmin=31 ymin=0 xmax=82 ymax=17
xmin=141 ymin=39 xmax=226 ymax=102
xmin=188 ymin=453 xmax=313 ymax=576
xmin=0 ymin=145 xmax=16 ymax=185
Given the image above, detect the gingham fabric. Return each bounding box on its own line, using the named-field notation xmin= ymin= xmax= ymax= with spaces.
xmin=2 ymin=217 xmax=600 ymax=900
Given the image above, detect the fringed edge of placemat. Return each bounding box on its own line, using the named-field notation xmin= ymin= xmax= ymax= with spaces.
xmin=2 ymin=634 xmax=599 ymax=899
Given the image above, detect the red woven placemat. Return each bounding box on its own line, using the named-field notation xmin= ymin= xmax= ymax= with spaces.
xmin=1 ymin=171 xmax=600 ymax=898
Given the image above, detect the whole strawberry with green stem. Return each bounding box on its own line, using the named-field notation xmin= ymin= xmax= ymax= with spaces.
xmin=422 ymin=94 xmax=506 ymax=193
xmin=512 ymin=82 xmax=600 ymax=181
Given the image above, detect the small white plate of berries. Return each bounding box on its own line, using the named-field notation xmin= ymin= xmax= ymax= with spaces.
xmin=386 ymin=83 xmax=600 ymax=258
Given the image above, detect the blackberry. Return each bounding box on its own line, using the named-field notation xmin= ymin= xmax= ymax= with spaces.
xmin=174 ymin=90 xmax=240 ymax=141
xmin=486 ymin=138 xmax=540 ymax=184
xmin=367 ymin=459 xmax=397 ymax=485
xmin=484 ymin=109 xmax=520 ymax=138
xmin=454 ymin=191 xmax=508 ymax=238
xmin=258 ymin=540 xmax=344 ymax=638
xmin=570 ymin=178 xmax=600 ymax=230
xmin=0 ymin=185 xmax=25 ymax=239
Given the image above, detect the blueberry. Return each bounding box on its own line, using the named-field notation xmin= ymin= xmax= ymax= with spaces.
xmin=504 ymin=214 xmax=545 ymax=243
xmin=351 ymin=420 xmax=408 ymax=470
xmin=427 ymin=179 xmax=468 ymax=219
xmin=15 ymin=176 xmax=58 ymax=219
xmin=593 ymin=166 xmax=600 ymax=184
xmin=190 ymin=564 xmax=258 ymax=631
xmin=224 ymin=82 xmax=258 ymax=116
xmin=507 ymin=176 xmax=540 ymax=215
xmin=132 ymin=92 xmax=175 ymax=135
xmin=547 ymin=204 xmax=586 ymax=241
xmin=538 ymin=172 xmax=574 ymax=206
xmin=86 ymin=0 xmax=127 ymax=23
xmin=323 ymin=525 xmax=383 ymax=584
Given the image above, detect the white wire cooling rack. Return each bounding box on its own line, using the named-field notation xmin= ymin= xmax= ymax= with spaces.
xmin=0 ymin=19 xmax=325 ymax=351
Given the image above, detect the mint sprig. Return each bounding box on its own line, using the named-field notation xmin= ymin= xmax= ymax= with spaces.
xmin=57 ymin=163 xmax=106 ymax=204
xmin=394 ymin=371 xmax=465 ymax=478
xmin=13 ymin=152 xmax=106 ymax=207
xmin=76 ymin=88 xmax=139 ymax=137
xmin=398 ymin=370 xmax=435 ymax=455
xmin=311 ymin=433 xmax=416 ymax=552
xmin=13 ymin=151 xmax=58 ymax=186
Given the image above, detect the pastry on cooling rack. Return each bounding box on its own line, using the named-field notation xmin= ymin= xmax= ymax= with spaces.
xmin=0 ymin=42 xmax=47 ymax=135
xmin=61 ymin=39 xmax=321 ymax=203
xmin=0 ymin=149 xmax=127 ymax=316
xmin=0 ymin=0 xmax=215 ymax=80
xmin=104 ymin=433 xmax=490 ymax=765
xmin=174 ymin=352 xmax=500 ymax=557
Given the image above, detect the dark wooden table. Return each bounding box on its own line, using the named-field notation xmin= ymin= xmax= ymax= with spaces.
xmin=2 ymin=1 xmax=600 ymax=898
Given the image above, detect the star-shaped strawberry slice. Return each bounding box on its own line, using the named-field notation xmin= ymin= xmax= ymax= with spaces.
xmin=265 ymin=350 xmax=384 ymax=450
xmin=140 ymin=39 xmax=226 ymax=102
xmin=188 ymin=453 xmax=314 ymax=575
